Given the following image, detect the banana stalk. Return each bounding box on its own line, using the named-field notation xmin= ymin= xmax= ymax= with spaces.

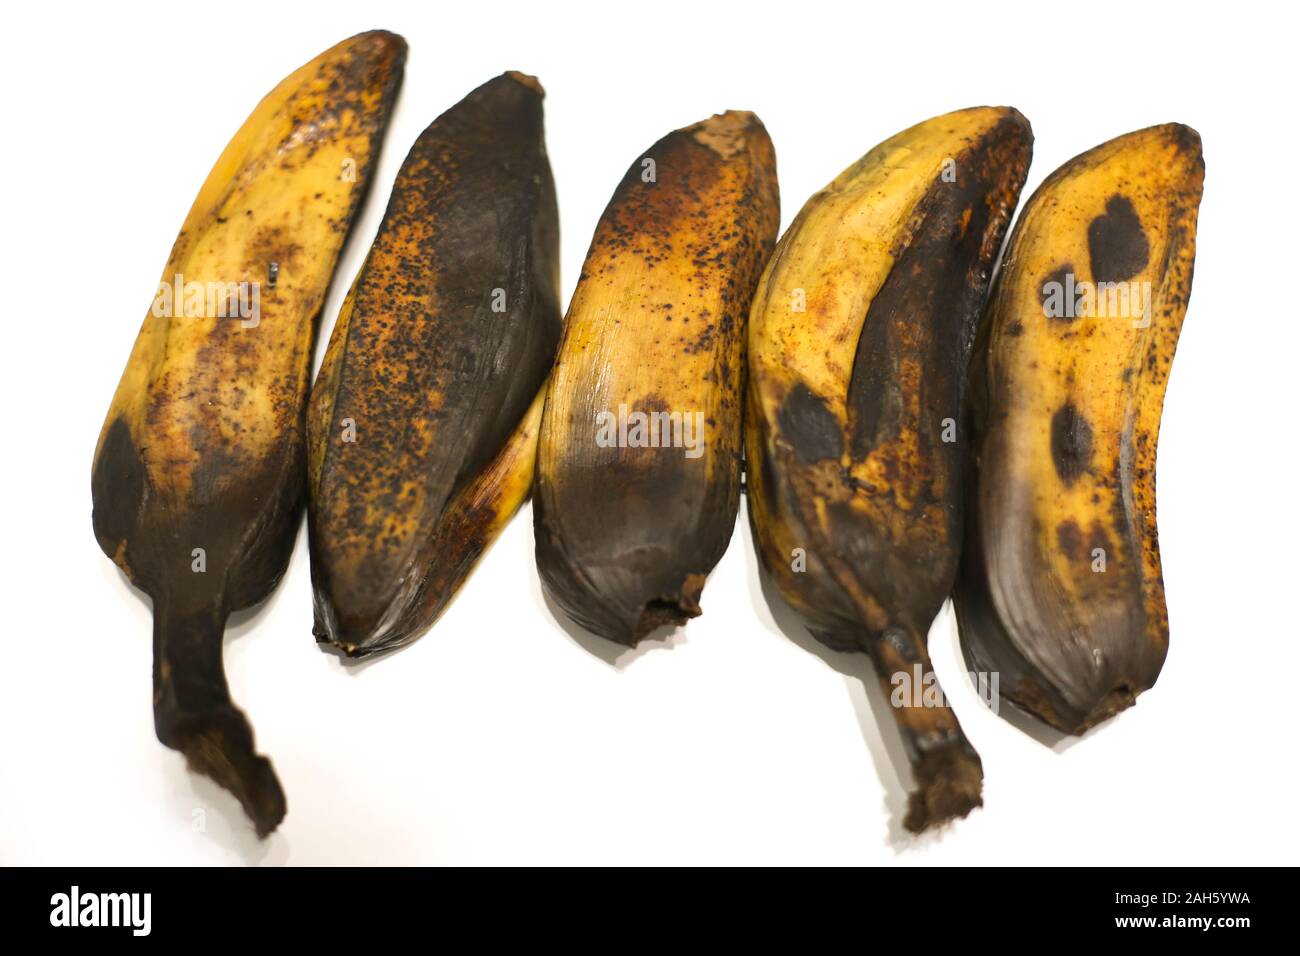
xmin=746 ymin=108 xmax=1032 ymax=830
xmin=90 ymin=31 xmax=406 ymax=836
xmin=308 ymin=72 xmax=561 ymax=657
xmin=534 ymin=111 xmax=779 ymax=645
xmin=954 ymin=124 xmax=1204 ymax=734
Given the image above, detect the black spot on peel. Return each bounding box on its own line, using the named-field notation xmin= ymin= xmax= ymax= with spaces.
xmin=91 ymin=417 xmax=145 ymax=563
xmin=1088 ymin=196 xmax=1149 ymax=284
xmin=777 ymin=384 xmax=843 ymax=464
xmin=1040 ymin=263 xmax=1075 ymax=322
xmin=1051 ymin=401 xmax=1093 ymax=486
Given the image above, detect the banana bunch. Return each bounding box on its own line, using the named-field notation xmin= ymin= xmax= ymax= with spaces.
xmin=91 ymin=26 xmax=1205 ymax=839
xmin=91 ymin=31 xmax=406 ymax=835
xmin=746 ymin=108 xmax=1033 ymax=830
xmin=307 ymin=72 xmax=561 ymax=657
xmin=534 ymin=111 xmax=779 ymax=644
xmin=954 ymin=124 xmax=1205 ymax=734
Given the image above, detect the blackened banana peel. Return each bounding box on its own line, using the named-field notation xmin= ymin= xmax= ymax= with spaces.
xmin=91 ymin=31 xmax=406 ymax=836
xmin=746 ymin=108 xmax=1033 ymax=831
xmin=535 ymin=112 xmax=779 ymax=645
xmin=308 ymin=72 xmax=561 ymax=658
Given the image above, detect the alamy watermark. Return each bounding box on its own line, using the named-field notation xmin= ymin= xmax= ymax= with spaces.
xmin=595 ymin=403 xmax=705 ymax=459
xmin=1042 ymin=271 xmax=1151 ymax=328
xmin=50 ymin=886 xmax=151 ymax=936
xmin=891 ymin=663 xmax=1000 ymax=715
xmin=152 ymin=273 xmax=261 ymax=328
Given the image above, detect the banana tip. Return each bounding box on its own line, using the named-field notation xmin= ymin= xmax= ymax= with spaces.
xmin=689 ymin=110 xmax=763 ymax=157
xmin=628 ymin=572 xmax=707 ymax=643
xmin=1072 ymin=682 xmax=1140 ymax=735
xmin=1165 ymin=122 xmax=1203 ymax=160
xmin=902 ymin=746 xmax=983 ymax=833
xmin=504 ymin=71 xmax=545 ymax=95
xmin=172 ymin=712 xmax=287 ymax=838
xmin=353 ymin=29 xmax=408 ymax=58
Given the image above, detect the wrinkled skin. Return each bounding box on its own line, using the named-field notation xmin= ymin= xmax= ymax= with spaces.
xmin=308 ymin=72 xmax=561 ymax=657
xmin=747 ymin=108 xmax=1033 ymax=831
xmin=535 ymin=111 xmax=779 ymax=645
xmin=955 ymin=124 xmax=1204 ymax=735
xmin=91 ymin=31 xmax=406 ymax=836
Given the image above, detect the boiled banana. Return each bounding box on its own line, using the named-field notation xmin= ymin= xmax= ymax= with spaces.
xmin=746 ymin=108 xmax=1033 ymax=830
xmin=308 ymin=72 xmax=561 ymax=657
xmin=534 ymin=111 xmax=779 ymax=645
xmin=90 ymin=31 xmax=406 ymax=836
xmin=953 ymin=124 xmax=1204 ymax=735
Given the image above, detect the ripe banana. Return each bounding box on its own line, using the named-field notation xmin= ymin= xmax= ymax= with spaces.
xmin=746 ymin=108 xmax=1032 ymax=830
xmin=308 ymin=72 xmax=561 ymax=657
xmin=90 ymin=31 xmax=406 ymax=836
xmin=534 ymin=111 xmax=779 ymax=645
xmin=953 ymin=124 xmax=1204 ymax=735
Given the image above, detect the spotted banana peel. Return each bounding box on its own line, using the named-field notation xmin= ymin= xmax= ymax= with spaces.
xmin=746 ymin=108 xmax=1032 ymax=831
xmin=90 ymin=31 xmax=406 ymax=836
xmin=308 ymin=72 xmax=561 ymax=657
xmin=534 ymin=111 xmax=779 ymax=645
xmin=954 ymin=124 xmax=1204 ymax=734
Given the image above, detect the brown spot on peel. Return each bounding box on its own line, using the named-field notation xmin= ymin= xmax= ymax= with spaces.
xmin=1057 ymin=519 xmax=1083 ymax=560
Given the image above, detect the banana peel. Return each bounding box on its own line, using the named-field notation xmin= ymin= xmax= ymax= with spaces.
xmin=746 ymin=107 xmax=1033 ymax=831
xmin=535 ymin=111 xmax=779 ymax=645
xmin=954 ymin=124 xmax=1204 ymax=735
xmin=90 ymin=30 xmax=406 ymax=836
xmin=307 ymin=72 xmax=561 ymax=657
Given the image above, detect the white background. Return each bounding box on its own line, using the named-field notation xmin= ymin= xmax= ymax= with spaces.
xmin=2 ymin=0 xmax=1297 ymax=865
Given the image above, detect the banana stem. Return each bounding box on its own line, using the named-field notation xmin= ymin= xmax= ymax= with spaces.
xmin=151 ymin=599 xmax=285 ymax=837
xmin=860 ymin=625 xmax=983 ymax=833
